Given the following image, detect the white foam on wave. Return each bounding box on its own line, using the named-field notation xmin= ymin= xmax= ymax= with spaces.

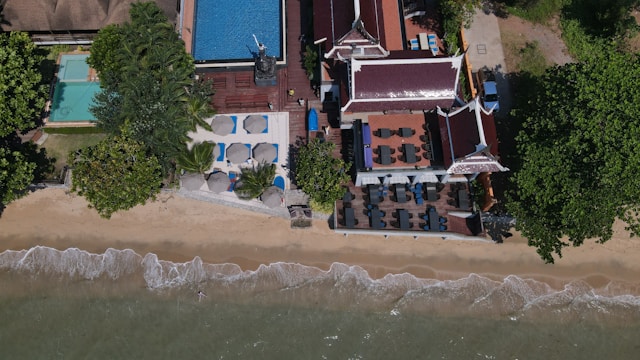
xmin=2 ymin=246 xmax=640 ymax=322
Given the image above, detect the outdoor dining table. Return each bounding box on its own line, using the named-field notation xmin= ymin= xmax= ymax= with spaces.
xmin=402 ymin=144 xmax=417 ymax=164
xmin=369 ymin=208 xmax=384 ymax=229
xmin=344 ymin=207 xmax=356 ymax=228
xmin=458 ymin=189 xmax=470 ymax=209
xmin=426 ymin=185 xmax=438 ymax=201
xmin=399 ymin=127 xmax=413 ymax=138
xmin=394 ymin=184 xmax=407 ymax=203
xmin=368 ymin=184 xmax=382 ymax=205
xmin=379 ymin=145 xmax=392 ymax=165
xmin=429 ymin=209 xmax=440 ymax=231
xmin=379 ymin=128 xmax=392 ymax=138
xmin=398 ymin=209 xmax=411 ymax=230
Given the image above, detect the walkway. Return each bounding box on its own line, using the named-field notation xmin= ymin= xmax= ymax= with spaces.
xmin=465 ymin=7 xmax=512 ymax=114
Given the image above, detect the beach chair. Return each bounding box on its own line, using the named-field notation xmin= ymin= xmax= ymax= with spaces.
xmin=273 ymin=175 xmax=285 ymax=190
xmin=409 ymin=38 xmax=420 ymax=50
xmin=216 ymin=143 xmax=226 ymax=162
xmin=428 ymin=34 xmax=438 ymax=55
xmin=228 ymin=172 xmax=237 ymax=191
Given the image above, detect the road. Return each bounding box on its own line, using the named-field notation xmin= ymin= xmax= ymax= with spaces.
xmin=465 ymin=7 xmax=512 ymax=115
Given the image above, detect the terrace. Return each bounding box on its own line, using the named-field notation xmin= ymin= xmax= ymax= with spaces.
xmin=334 ymin=181 xmax=483 ymax=237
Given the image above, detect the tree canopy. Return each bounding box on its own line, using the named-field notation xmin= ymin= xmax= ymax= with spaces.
xmin=88 ymin=1 xmax=209 ymax=174
xmin=0 ymin=31 xmax=47 ymax=137
xmin=0 ymin=32 xmax=51 ymax=206
xmin=235 ymin=162 xmax=276 ymax=200
xmin=295 ymin=139 xmax=351 ymax=211
xmin=176 ymin=142 xmax=215 ymax=174
xmin=508 ymin=50 xmax=640 ymax=263
xmin=70 ymin=135 xmax=162 ymax=219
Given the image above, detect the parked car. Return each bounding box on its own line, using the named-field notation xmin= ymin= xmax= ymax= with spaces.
xmin=482 ymin=80 xmax=500 ymax=112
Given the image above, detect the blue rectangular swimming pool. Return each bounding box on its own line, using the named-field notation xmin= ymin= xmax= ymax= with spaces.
xmin=49 ymin=54 xmax=99 ymax=122
xmin=193 ymin=0 xmax=283 ymax=62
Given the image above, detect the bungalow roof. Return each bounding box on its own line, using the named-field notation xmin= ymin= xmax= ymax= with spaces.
xmin=437 ymin=97 xmax=508 ymax=174
xmin=313 ymin=0 xmax=388 ymax=60
xmin=1 ymin=0 xmax=176 ymax=32
xmin=341 ymin=55 xmax=463 ymax=113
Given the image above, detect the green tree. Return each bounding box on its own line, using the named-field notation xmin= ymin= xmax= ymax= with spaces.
xmin=0 ymin=146 xmax=36 ymax=204
xmin=0 ymin=32 xmax=47 ymax=137
xmin=176 ymin=142 xmax=215 ymax=174
xmin=89 ymin=1 xmax=197 ymax=175
xmin=295 ymin=139 xmax=351 ymax=210
xmin=508 ymin=51 xmax=640 ymax=263
xmin=69 ymin=135 xmax=162 ymax=218
xmin=235 ymin=162 xmax=276 ymax=200
xmin=86 ymin=24 xmax=123 ymax=88
xmin=438 ymin=0 xmax=480 ymax=45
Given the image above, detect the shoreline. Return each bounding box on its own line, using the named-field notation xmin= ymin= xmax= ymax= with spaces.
xmin=1 ymin=188 xmax=640 ymax=292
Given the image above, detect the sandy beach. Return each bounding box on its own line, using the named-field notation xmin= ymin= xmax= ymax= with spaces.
xmin=1 ymin=188 xmax=639 ymax=291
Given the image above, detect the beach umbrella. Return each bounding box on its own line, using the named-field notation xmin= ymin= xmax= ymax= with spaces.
xmin=226 ymin=143 xmax=250 ymax=164
xmin=211 ymin=115 xmax=235 ymax=136
xmin=252 ymin=143 xmax=277 ymax=163
xmin=207 ymin=171 xmax=231 ymax=193
xmin=244 ymin=115 xmax=267 ymax=134
xmin=180 ymin=173 xmax=206 ymax=191
xmin=261 ymin=186 xmax=284 ymax=209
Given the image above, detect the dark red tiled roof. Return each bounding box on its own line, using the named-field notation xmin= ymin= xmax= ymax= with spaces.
xmin=342 ymin=56 xmax=463 ymax=112
xmin=437 ymin=98 xmax=508 ymax=173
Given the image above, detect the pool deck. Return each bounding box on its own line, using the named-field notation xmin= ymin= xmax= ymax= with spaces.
xmin=195 ymin=0 xmax=342 ymax=180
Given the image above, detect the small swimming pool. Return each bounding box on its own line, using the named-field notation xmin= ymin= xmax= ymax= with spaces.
xmin=49 ymin=54 xmax=100 ymax=123
xmin=193 ymin=0 xmax=283 ymax=62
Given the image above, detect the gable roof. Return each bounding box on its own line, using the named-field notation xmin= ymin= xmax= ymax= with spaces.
xmin=1 ymin=0 xmax=176 ymax=32
xmin=341 ymin=55 xmax=463 ymax=113
xmin=437 ymin=97 xmax=508 ymax=174
xmin=313 ymin=0 xmax=388 ymax=60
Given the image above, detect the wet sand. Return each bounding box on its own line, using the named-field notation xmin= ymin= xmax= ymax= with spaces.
xmin=1 ymin=189 xmax=639 ymax=291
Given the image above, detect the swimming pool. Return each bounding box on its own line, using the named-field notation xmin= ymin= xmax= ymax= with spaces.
xmin=192 ymin=0 xmax=284 ymax=62
xmin=49 ymin=54 xmax=100 ymax=123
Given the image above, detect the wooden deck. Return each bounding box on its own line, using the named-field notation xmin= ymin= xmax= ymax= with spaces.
xmin=197 ymin=0 xmax=342 ymax=167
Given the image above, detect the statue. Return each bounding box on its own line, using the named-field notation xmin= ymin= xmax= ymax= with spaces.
xmin=253 ymin=35 xmax=277 ymax=86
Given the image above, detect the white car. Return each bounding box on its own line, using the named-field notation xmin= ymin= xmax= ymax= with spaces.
xmin=483 ymin=80 xmax=500 ymax=112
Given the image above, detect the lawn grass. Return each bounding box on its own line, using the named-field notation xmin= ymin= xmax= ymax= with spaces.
xmin=41 ymin=133 xmax=106 ymax=174
xmin=506 ymin=0 xmax=569 ymax=24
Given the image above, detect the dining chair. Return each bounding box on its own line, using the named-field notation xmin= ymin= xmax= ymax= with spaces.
xmin=389 ymin=148 xmax=396 ymax=154
xmin=390 ymin=157 xmax=397 ymax=163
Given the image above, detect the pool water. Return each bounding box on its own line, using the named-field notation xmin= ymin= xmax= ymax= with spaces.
xmin=193 ymin=0 xmax=282 ymax=61
xmin=49 ymin=54 xmax=99 ymax=122
xmin=59 ymin=58 xmax=90 ymax=81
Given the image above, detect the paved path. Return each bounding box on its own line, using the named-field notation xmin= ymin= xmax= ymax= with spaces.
xmin=465 ymin=7 xmax=512 ymax=115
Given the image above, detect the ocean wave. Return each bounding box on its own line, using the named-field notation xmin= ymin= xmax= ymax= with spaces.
xmin=2 ymin=246 xmax=640 ymax=323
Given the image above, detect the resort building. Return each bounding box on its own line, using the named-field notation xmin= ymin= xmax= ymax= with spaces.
xmin=313 ymin=0 xmax=509 ymax=237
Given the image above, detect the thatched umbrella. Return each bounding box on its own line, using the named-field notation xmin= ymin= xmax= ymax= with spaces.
xmin=226 ymin=143 xmax=250 ymax=164
xmin=181 ymin=173 xmax=206 ymax=191
xmin=211 ymin=115 xmax=235 ymax=136
xmin=252 ymin=143 xmax=277 ymax=163
xmin=244 ymin=115 xmax=267 ymax=134
xmin=207 ymin=172 xmax=231 ymax=193
xmin=261 ymin=186 xmax=283 ymax=209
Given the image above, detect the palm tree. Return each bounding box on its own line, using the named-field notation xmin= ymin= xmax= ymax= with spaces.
xmin=235 ymin=162 xmax=276 ymax=200
xmin=183 ymin=96 xmax=214 ymax=132
xmin=176 ymin=142 xmax=215 ymax=174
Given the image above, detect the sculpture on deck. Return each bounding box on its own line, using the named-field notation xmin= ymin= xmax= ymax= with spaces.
xmin=253 ymin=35 xmax=277 ymax=86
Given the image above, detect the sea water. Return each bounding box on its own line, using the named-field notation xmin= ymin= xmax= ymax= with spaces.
xmin=1 ymin=247 xmax=639 ymax=359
